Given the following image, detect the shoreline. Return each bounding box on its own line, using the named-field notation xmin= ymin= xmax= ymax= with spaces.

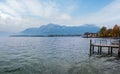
xmin=10 ymin=35 xmax=82 ymax=37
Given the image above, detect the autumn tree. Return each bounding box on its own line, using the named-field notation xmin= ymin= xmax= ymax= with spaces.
xmin=106 ymin=29 xmax=112 ymax=37
xmin=111 ymin=24 xmax=119 ymax=37
xmin=99 ymin=26 xmax=107 ymax=37
xmin=118 ymin=26 xmax=120 ymax=37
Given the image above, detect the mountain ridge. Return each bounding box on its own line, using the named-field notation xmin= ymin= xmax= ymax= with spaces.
xmin=21 ymin=23 xmax=100 ymax=35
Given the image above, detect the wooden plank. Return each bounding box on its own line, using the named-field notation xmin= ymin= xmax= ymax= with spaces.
xmin=91 ymin=44 xmax=119 ymax=48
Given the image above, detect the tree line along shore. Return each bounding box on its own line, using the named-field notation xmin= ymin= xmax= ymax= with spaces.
xmin=99 ymin=24 xmax=120 ymax=38
xmin=83 ymin=24 xmax=120 ymax=38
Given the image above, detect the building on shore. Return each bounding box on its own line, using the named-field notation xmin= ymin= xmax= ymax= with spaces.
xmin=82 ymin=32 xmax=98 ymax=38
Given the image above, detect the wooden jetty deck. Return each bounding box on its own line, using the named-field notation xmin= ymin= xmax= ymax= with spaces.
xmin=90 ymin=39 xmax=120 ymax=56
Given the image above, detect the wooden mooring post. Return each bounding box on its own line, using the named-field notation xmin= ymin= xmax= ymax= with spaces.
xmin=90 ymin=39 xmax=92 ymax=56
xmin=118 ymin=40 xmax=120 ymax=57
xmin=89 ymin=39 xmax=94 ymax=56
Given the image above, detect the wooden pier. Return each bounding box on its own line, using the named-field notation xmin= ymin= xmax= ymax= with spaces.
xmin=90 ymin=39 xmax=120 ymax=57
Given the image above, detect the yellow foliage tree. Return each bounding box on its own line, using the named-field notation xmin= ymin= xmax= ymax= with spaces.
xmin=99 ymin=26 xmax=107 ymax=37
xmin=106 ymin=29 xmax=112 ymax=37
xmin=111 ymin=24 xmax=119 ymax=37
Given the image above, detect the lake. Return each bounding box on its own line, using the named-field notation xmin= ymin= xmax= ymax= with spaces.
xmin=0 ymin=37 xmax=120 ymax=74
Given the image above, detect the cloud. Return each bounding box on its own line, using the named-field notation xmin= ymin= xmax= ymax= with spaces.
xmin=0 ymin=2 xmax=20 ymax=18
xmin=75 ymin=0 xmax=120 ymax=27
xmin=0 ymin=11 xmax=14 ymax=19
xmin=58 ymin=14 xmax=72 ymax=20
xmin=49 ymin=0 xmax=120 ymax=27
xmin=6 ymin=0 xmax=27 ymax=14
xmin=0 ymin=0 xmax=73 ymax=19
xmin=0 ymin=0 xmax=120 ymax=32
xmin=0 ymin=0 xmax=74 ymax=32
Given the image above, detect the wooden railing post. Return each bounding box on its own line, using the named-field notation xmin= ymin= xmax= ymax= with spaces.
xmin=100 ymin=40 xmax=101 ymax=45
xmin=118 ymin=40 xmax=120 ymax=57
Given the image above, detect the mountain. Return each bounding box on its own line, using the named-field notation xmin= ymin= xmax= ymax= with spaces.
xmin=21 ymin=23 xmax=100 ymax=35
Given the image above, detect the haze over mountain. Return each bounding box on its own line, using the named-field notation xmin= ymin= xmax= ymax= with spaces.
xmin=0 ymin=31 xmax=14 ymax=36
xmin=21 ymin=23 xmax=100 ymax=35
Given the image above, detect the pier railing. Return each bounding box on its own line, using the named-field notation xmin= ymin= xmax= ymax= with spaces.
xmin=90 ymin=39 xmax=120 ymax=57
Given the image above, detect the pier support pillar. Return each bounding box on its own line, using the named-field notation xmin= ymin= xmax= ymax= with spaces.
xmin=108 ymin=47 xmax=110 ymax=55
xmin=100 ymin=47 xmax=102 ymax=55
xmin=118 ymin=40 xmax=120 ymax=57
xmin=98 ymin=46 xmax=100 ymax=54
xmin=90 ymin=39 xmax=92 ymax=56
xmin=111 ymin=47 xmax=113 ymax=56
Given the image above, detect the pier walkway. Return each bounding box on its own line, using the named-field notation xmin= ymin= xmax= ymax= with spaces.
xmin=90 ymin=39 xmax=120 ymax=56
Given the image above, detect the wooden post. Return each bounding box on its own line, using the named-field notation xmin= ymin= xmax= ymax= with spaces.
xmin=111 ymin=47 xmax=113 ymax=56
xmin=90 ymin=39 xmax=92 ymax=56
xmin=93 ymin=45 xmax=94 ymax=54
xmin=106 ymin=40 xmax=107 ymax=45
xmin=108 ymin=47 xmax=110 ymax=55
xmin=98 ymin=46 xmax=100 ymax=54
xmin=100 ymin=46 xmax=102 ymax=55
xmin=118 ymin=40 xmax=120 ymax=57
xmin=100 ymin=40 xmax=101 ymax=45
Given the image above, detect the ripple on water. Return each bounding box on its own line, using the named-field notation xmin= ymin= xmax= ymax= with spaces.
xmin=1 ymin=37 xmax=120 ymax=74
xmin=68 ymin=60 xmax=99 ymax=74
xmin=9 ymin=57 xmax=26 ymax=64
xmin=3 ymin=66 xmax=23 ymax=73
xmin=0 ymin=61 xmax=11 ymax=67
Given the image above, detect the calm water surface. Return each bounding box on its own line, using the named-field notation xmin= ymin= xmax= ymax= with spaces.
xmin=0 ymin=37 xmax=120 ymax=74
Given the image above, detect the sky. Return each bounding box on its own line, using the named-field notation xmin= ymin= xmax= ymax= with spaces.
xmin=0 ymin=0 xmax=120 ymax=32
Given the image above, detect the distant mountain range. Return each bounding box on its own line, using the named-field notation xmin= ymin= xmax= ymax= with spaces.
xmin=20 ymin=23 xmax=100 ymax=36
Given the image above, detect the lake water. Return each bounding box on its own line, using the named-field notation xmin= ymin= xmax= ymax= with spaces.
xmin=0 ymin=37 xmax=120 ymax=74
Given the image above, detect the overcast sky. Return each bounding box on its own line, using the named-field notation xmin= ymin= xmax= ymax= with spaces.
xmin=0 ymin=0 xmax=120 ymax=32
